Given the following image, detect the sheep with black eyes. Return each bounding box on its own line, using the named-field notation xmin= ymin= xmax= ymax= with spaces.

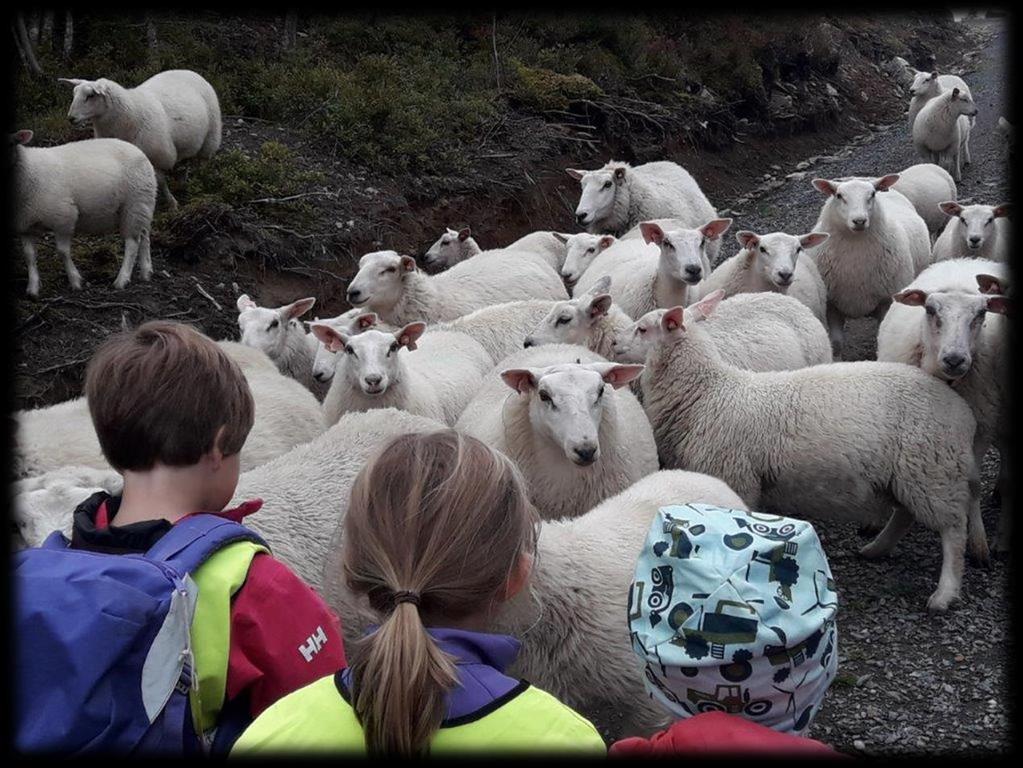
xmin=523 ymin=276 xmax=632 ymax=360
xmin=236 ymin=294 xmax=323 ymax=396
xmin=558 ymin=233 xmax=617 ymax=289
xmin=931 ymin=202 xmax=1011 ymax=263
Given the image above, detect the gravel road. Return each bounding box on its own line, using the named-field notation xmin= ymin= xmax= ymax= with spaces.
xmin=709 ymin=18 xmax=1011 ymax=755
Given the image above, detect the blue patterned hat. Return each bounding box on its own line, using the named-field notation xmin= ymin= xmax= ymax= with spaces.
xmin=627 ymin=503 xmax=838 ymax=734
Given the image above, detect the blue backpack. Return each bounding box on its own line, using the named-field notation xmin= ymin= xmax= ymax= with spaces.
xmin=14 ymin=514 xmax=267 ymax=756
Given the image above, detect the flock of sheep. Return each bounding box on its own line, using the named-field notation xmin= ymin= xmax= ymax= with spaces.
xmin=11 ymin=62 xmax=1012 ymax=735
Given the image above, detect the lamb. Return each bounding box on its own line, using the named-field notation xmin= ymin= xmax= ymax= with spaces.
xmin=11 ymin=130 xmax=156 ymax=297
xmin=567 ymin=160 xmax=717 ymax=236
xmin=308 ymin=309 xmax=387 ymax=384
xmin=931 ymin=202 xmax=1011 ymax=263
xmin=907 ymin=71 xmax=972 ymax=131
xmin=15 ymin=340 xmax=325 ymax=478
xmin=310 ymin=322 xmax=492 ymax=427
xmin=236 ymin=293 xmax=320 ymax=395
xmin=695 ymin=229 xmax=829 ymax=324
xmin=807 ymin=174 xmax=931 ymax=357
xmin=455 ymin=344 xmax=657 ymax=521
xmin=345 ymin=249 xmax=568 ymax=326
xmin=574 ymin=219 xmax=732 ymax=319
xmin=61 ymin=69 xmax=222 ymax=208
xmin=434 ymin=299 xmax=558 ymax=363
xmin=876 ymin=258 xmax=1010 ymax=551
xmin=640 ymin=290 xmax=983 ymax=612
xmin=523 ymin=276 xmax=632 ymax=359
xmin=912 ymin=87 xmax=979 ymax=182
xmin=619 ymin=216 xmax=724 ymax=264
xmin=613 ymin=291 xmax=831 ymax=371
xmin=422 ymin=226 xmax=478 ymax=270
xmin=891 ymin=163 xmax=958 ymax=237
xmin=557 ymin=233 xmax=617 ymax=288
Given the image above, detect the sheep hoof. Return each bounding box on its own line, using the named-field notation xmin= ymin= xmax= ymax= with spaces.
xmin=926 ymin=591 xmax=959 ymax=613
xmin=112 ymin=278 xmax=129 ymax=290
xmin=26 ymin=284 xmax=40 ymax=299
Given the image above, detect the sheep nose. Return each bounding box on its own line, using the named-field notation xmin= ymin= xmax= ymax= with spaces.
xmin=576 ymin=212 xmax=588 ymax=225
xmin=777 ymin=270 xmax=794 ymax=283
xmin=573 ymin=446 xmax=597 ymax=465
xmin=523 ymin=338 xmax=534 ymax=348
xmin=347 ymin=288 xmax=362 ymax=302
xmin=942 ymin=353 xmax=966 ymax=371
xmin=684 ymin=265 xmax=702 ymax=279
xmin=851 ymin=217 xmax=867 ymax=228
xmin=364 ymin=374 xmax=382 ymax=386
xmin=969 ymin=236 xmax=981 ymax=245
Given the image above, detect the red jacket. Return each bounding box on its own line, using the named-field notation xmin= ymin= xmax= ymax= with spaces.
xmin=609 ymin=712 xmax=842 ymax=756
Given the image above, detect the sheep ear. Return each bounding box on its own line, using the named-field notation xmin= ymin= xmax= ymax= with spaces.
xmin=12 ymin=129 xmax=33 ymax=145
xmin=552 ymin=232 xmax=569 ymax=244
xmin=993 ymin=203 xmax=1012 ymax=219
xmin=873 ymin=174 xmax=900 ymax=192
xmin=595 ymin=363 xmax=645 ymax=389
xmin=929 ymin=71 xmax=939 ymax=81
xmin=587 ymin=274 xmax=612 ymax=295
xmin=893 ymin=289 xmax=928 ymax=306
xmin=939 ymin=201 xmax=962 ymax=217
xmin=986 ymin=295 xmax=1012 ymax=316
xmin=976 ymin=274 xmax=1004 ymax=295
xmin=952 ymin=87 xmax=960 ymax=98
xmin=812 ymin=179 xmax=838 ymax=197
xmin=355 ymin=312 xmax=378 ymax=330
xmin=57 ymin=77 xmax=86 ymax=87
xmin=688 ymin=289 xmax=726 ymax=321
xmin=501 ymin=368 xmax=537 ymax=393
xmin=458 ymin=227 xmax=471 ymax=241
xmin=736 ymin=230 xmax=760 ymax=250
xmin=396 ymin=321 xmax=426 ymax=351
xmin=283 ymin=297 xmax=316 ymax=320
xmin=400 ymin=255 xmax=417 ymax=273
xmin=236 ymin=294 xmax=257 ymax=312
xmin=566 ymin=168 xmax=586 ymax=181
xmin=661 ymin=306 xmax=686 ymax=334
xmin=640 ymin=222 xmax=665 ymax=245
xmin=598 ymin=235 xmax=616 ymax=250
xmin=309 ymin=322 xmax=347 ymax=352
xmin=613 ymin=166 xmax=627 ymax=183
xmin=799 ymin=232 xmax=830 ymax=249
xmin=587 ymin=294 xmax=613 ymax=320
xmin=700 ymin=218 xmax=732 ymax=240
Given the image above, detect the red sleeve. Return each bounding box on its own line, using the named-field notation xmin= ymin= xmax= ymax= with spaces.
xmin=225 ymin=553 xmax=347 ymax=718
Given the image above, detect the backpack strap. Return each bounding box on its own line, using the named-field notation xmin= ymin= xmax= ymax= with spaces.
xmin=144 ymin=514 xmax=268 ymax=576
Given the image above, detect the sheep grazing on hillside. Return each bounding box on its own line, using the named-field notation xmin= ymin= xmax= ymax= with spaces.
xmin=912 ymin=87 xmax=978 ymax=182
xmin=567 ymin=160 xmax=717 ymax=237
xmin=877 ymin=258 xmax=1011 ymax=551
xmin=557 ymin=233 xmax=617 ymax=289
xmin=456 ymin=345 xmax=657 ymax=521
xmin=311 ymin=322 xmax=492 ymax=427
xmin=60 ymin=69 xmax=222 ymax=209
xmin=308 ymin=310 xmax=386 ymax=384
xmin=436 ymin=299 xmax=559 ymax=363
xmin=892 ymin=163 xmax=958 ymax=237
xmin=345 ymin=249 xmax=567 ymax=326
xmin=613 ymin=291 xmax=831 ymax=372
xmin=807 ymin=174 xmax=930 ymax=357
xmin=640 ymin=291 xmax=983 ymax=612
xmin=11 ymin=130 xmax=156 ymax=296
xmin=907 ymin=71 xmax=972 ymax=131
xmin=931 ymin=202 xmax=1011 ymax=263
xmin=236 ymin=293 xmax=321 ymax=394
xmin=697 ymin=229 xmax=829 ymax=324
xmin=523 ymin=276 xmax=632 ymax=359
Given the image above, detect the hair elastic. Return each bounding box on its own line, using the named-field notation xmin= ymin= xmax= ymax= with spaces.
xmin=392 ymin=590 xmax=421 ymax=608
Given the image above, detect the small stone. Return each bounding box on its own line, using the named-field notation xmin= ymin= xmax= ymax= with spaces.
xmin=853 ymin=739 xmax=866 ymax=751
xmin=796 ymin=160 xmax=811 ymax=170
xmin=787 ymin=171 xmax=808 ymax=180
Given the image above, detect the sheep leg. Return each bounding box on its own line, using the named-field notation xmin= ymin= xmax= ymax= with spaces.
xmin=22 ymin=237 xmax=40 ymax=298
xmin=965 ymin=440 xmax=991 ymax=566
xmin=156 ymin=171 xmax=179 ymax=211
xmin=137 ymin=230 xmax=153 ymax=281
xmin=825 ymin=303 xmax=845 ymax=359
xmin=927 ymin=521 xmax=966 ymax=612
xmin=113 ymin=237 xmax=140 ymax=290
xmin=858 ymin=507 xmax=912 ymax=559
xmin=54 ymin=232 xmax=82 ymax=291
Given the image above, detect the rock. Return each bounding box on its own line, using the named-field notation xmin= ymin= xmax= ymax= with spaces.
xmin=769 ymin=90 xmax=794 ymax=115
xmin=853 ymin=739 xmax=866 ymax=751
xmin=786 ymin=171 xmax=808 ymax=181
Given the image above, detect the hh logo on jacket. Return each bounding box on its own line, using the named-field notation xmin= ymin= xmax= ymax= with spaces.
xmin=299 ymin=626 xmax=328 ymax=663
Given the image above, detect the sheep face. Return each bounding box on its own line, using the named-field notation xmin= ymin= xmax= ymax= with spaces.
xmin=909 ymin=71 xmax=941 ymax=99
xmin=500 ymin=362 xmax=643 ymax=467
xmin=813 ymin=176 xmax=899 ymax=232
xmin=332 ymin=325 xmax=424 ymax=396
xmin=524 ymin=277 xmax=613 ymax=349
xmin=940 ymin=202 xmax=1011 ymax=252
xmin=947 ymin=87 xmax=979 ymax=118
xmin=640 ymin=219 xmax=732 ymax=285
xmin=424 ymin=227 xmax=471 ymax=270
xmin=237 ymin=294 xmax=316 ymax=360
xmin=346 ymin=251 xmax=417 ymax=313
xmin=736 ymin=231 xmax=829 ymax=289
xmin=309 ymin=310 xmax=379 ymax=383
xmin=613 ymin=309 xmax=668 ymax=364
xmin=61 ymin=78 xmax=113 ymax=128
xmin=893 ymin=288 xmax=1009 ymax=380
xmin=560 ymin=234 xmax=614 ymax=287
xmin=568 ymin=167 xmax=622 ymax=227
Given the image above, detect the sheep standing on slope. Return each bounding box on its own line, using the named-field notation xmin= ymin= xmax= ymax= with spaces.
xmin=237 ymin=293 xmax=321 ymax=395
xmin=11 ymin=130 xmax=156 ymax=296
xmin=891 ymin=163 xmax=958 ymax=238
xmin=877 ymin=259 xmax=1011 ymax=551
xmin=640 ymin=291 xmax=983 ymax=612
xmin=912 ymin=87 xmax=979 ymax=182
xmin=311 ymin=322 xmax=492 ymax=427
xmin=567 ymin=160 xmax=717 ymax=236
xmin=523 ymin=277 xmax=632 ymax=359
xmin=807 ymin=175 xmax=930 ymax=357
xmin=308 ymin=309 xmax=388 ymax=384
xmin=931 ymin=202 xmax=1011 ymax=263
xmin=61 ymin=69 xmax=222 ymax=209
xmin=907 ymin=71 xmax=972 ymax=131
xmin=456 ymin=345 xmax=657 ymax=521
xmin=345 ymin=249 xmax=567 ymax=326
xmin=614 ymin=290 xmax=832 ymax=372
xmin=696 ymin=229 xmax=829 ymax=324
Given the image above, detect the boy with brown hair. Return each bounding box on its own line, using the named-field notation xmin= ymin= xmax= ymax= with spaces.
xmin=15 ymin=321 xmax=345 ymax=755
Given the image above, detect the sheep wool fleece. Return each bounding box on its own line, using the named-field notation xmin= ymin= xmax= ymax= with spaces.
xmin=628 ymin=504 xmax=838 ymax=734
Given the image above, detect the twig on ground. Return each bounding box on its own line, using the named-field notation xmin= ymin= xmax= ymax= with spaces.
xmin=35 ymin=355 xmax=92 ymax=376
xmin=245 ymin=190 xmax=337 ymax=205
xmin=192 ymin=278 xmax=223 ymax=311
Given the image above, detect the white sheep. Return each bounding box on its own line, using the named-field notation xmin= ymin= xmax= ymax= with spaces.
xmin=310 ymin=322 xmax=492 ymax=427
xmin=236 ymin=293 xmax=320 ymax=395
xmin=575 ymin=219 xmax=732 ymax=319
xmin=567 ymin=160 xmax=717 ymax=237
xmin=931 ymin=202 xmax=1011 ymax=263
xmin=807 ymin=174 xmax=930 ymax=357
xmin=619 ymin=216 xmax=725 ymax=264
xmin=434 ymin=299 xmax=559 ymax=363
xmin=696 ymin=229 xmax=829 ymax=324
xmin=456 ymin=344 xmax=657 ymax=521
xmin=558 ymin=233 xmax=617 ymax=288
xmin=423 ymin=226 xmax=478 ymax=270
xmin=523 ymin=276 xmax=631 ymax=359
xmin=907 ymin=71 xmax=972 ymax=131
xmin=11 ymin=131 xmax=156 ymax=296
xmin=308 ymin=309 xmax=386 ymax=384
xmin=640 ymin=290 xmax=983 ymax=612
xmin=15 ymin=340 xmax=324 ymax=478
xmin=61 ymin=69 xmax=222 ymax=208
xmin=876 ymin=258 xmax=1010 ymax=551
xmin=912 ymin=86 xmax=978 ymax=182
xmin=508 ymin=230 xmax=576 ymax=272
xmin=614 ymin=290 xmax=832 ymax=372
xmin=345 ymin=249 xmax=568 ymax=326
xmin=891 ymin=163 xmax=958 ymax=237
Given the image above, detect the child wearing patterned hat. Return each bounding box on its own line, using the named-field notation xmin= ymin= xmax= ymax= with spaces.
xmin=611 ymin=502 xmax=842 ymax=756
